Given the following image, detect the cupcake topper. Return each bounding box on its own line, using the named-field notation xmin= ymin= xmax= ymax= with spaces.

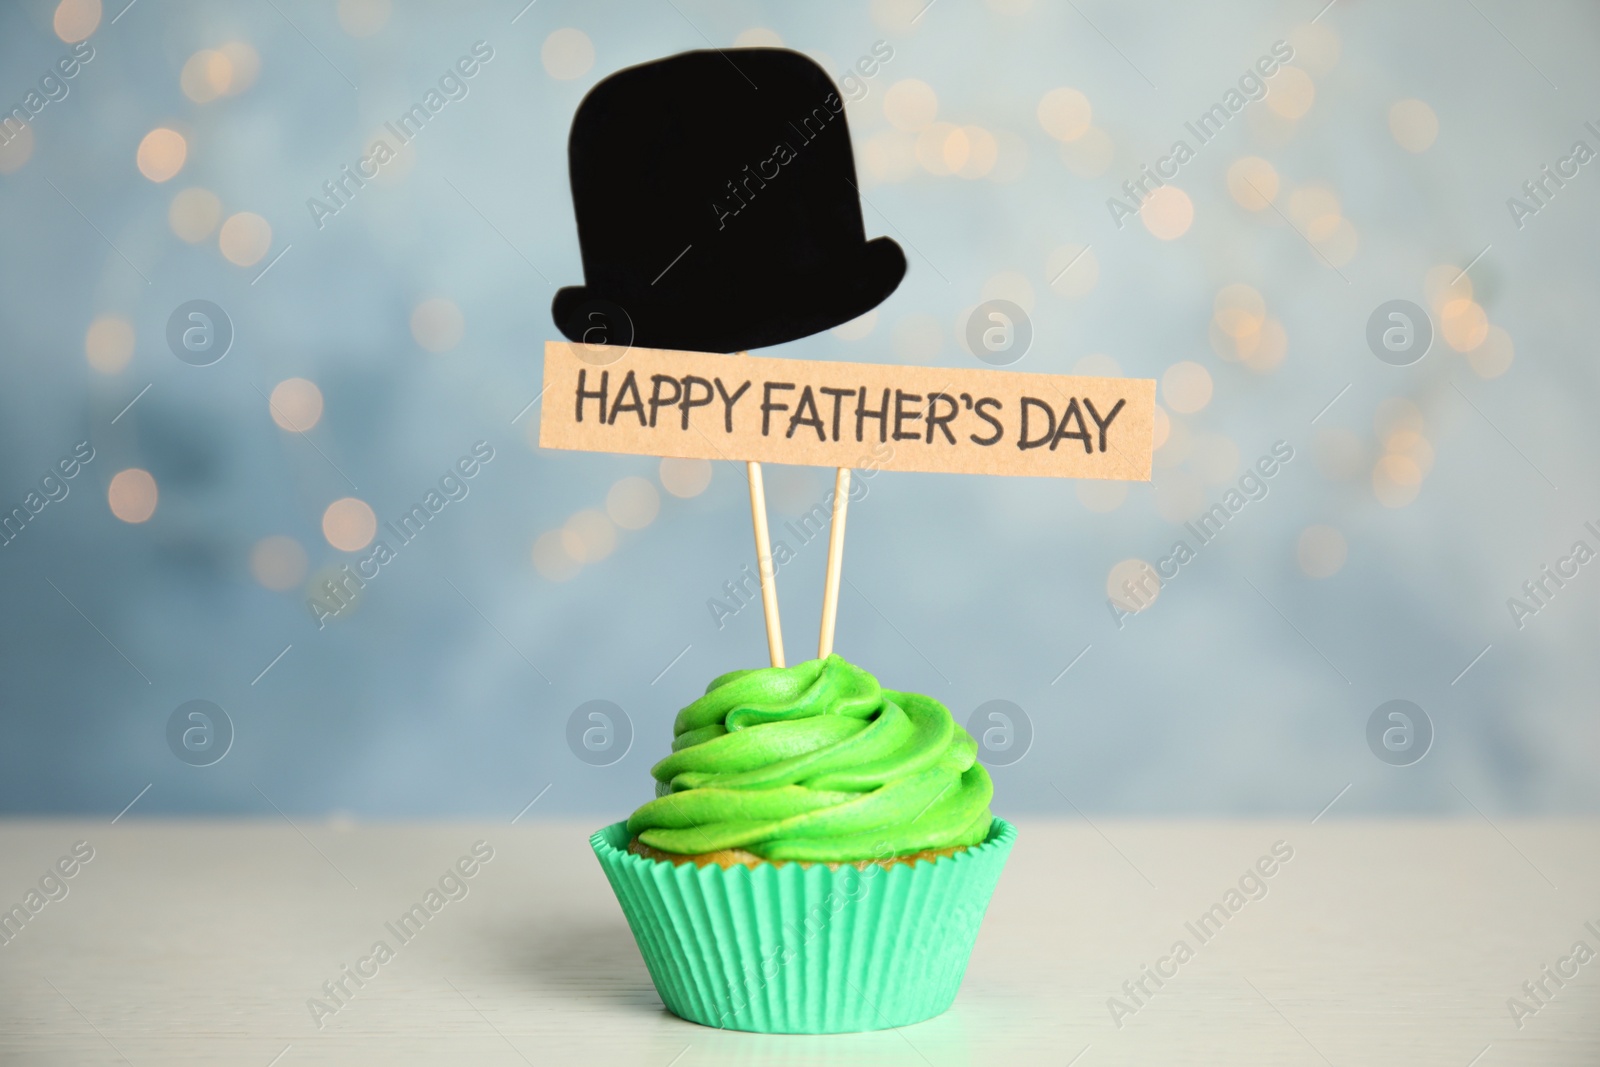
xmin=547 ymin=48 xmax=1155 ymax=668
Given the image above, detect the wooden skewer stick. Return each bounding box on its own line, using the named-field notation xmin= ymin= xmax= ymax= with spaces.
xmin=735 ymin=349 xmax=785 ymax=670
xmin=817 ymin=467 xmax=850 ymax=660
xmin=745 ymin=459 xmax=785 ymax=668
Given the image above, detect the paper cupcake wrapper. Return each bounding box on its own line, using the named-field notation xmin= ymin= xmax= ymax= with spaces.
xmin=590 ymin=817 xmax=1016 ymax=1034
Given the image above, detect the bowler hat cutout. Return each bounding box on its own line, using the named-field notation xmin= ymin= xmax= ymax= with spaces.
xmin=553 ymin=48 xmax=906 ymax=354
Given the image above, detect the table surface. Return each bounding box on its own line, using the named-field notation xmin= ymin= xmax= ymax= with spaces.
xmin=0 ymin=817 xmax=1596 ymax=1066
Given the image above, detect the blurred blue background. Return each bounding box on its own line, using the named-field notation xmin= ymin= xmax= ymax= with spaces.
xmin=1 ymin=0 xmax=1595 ymax=820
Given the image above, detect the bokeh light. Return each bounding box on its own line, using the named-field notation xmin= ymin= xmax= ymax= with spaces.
xmin=1288 ymin=22 xmax=1341 ymax=76
xmin=1248 ymin=91 xmax=1299 ymax=146
xmin=218 ymin=42 xmax=261 ymax=93
xmin=337 ymin=0 xmax=391 ymax=37
xmin=1312 ymin=218 xmax=1359 ymax=267
xmin=954 ymin=126 xmax=998 ymax=179
xmin=410 ymin=298 xmax=465 ymax=352
xmin=250 ymin=536 xmax=309 ymax=591
xmin=980 ymin=270 xmax=1035 ymax=313
xmin=0 ymin=123 xmax=33 ymax=175
xmin=733 ymin=27 xmax=784 ymax=47
xmin=1440 ymin=298 xmax=1489 ymax=351
xmin=1470 ymin=325 xmax=1515 ymax=378
xmin=136 ymin=128 xmax=187 ymax=183
xmin=1389 ymin=99 xmax=1439 ymax=152
xmin=606 ymin=476 xmax=660 ymax=530
xmin=860 ymin=131 xmax=919 ymax=183
xmin=1373 ymin=454 xmax=1422 ymax=508
xmin=562 ymin=509 xmax=616 ymax=563
xmin=1289 ymin=186 xmax=1339 ymax=230
xmin=84 ymin=315 xmax=134 ymax=374
xmin=915 ymin=122 xmax=961 ymax=175
xmin=364 ymin=124 xmax=417 ymax=185
xmin=322 ymin=498 xmax=377 ymax=552
xmin=1227 ymin=157 xmax=1279 ymax=210
xmin=543 ymin=29 xmax=596 ymax=81
xmin=884 ymin=79 xmax=938 ymax=132
xmin=108 ymin=469 xmax=158 ymax=524
xmin=1242 ymin=318 xmax=1288 ymax=374
xmin=660 ymin=458 xmax=712 ymax=498
xmin=1297 ymin=525 xmax=1347 ymax=578
xmin=219 ymin=212 xmax=272 ymax=266
xmin=53 ymin=0 xmax=100 ymax=42
xmin=831 ymin=308 xmax=877 ymax=340
xmin=870 ymin=0 xmax=925 ymax=34
xmin=1375 ymin=397 xmax=1425 ymax=440
xmin=940 ymin=127 xmax=972 ymax=174
xmin=1213 ymin=284 xmax=1266 ymax=341
xmin=269 ymin=378 xmax=324 ymax=432
xmin=1077 ymin=480 xmax=1127 ymax=513
xmin=1107 ymin=559 xmax=1160 ymax=612
xmin=1155 ymin=413 xmax=1191 ymax=469
xmin=1265 ymin=65 xmax=1315 ymax=120
xmin=1162 ymin=362 xmax=1213 ymax=414
xmin=1211 ymin=320 xmax=1246 ymax=362
xmin=168 ymin=187 xmax=222 ymax=243
xmin=1037 ymin=88 xmax=1091 ymax=142
xmin=1386 ymin=429 xmax=1435 ymax=477
xmin=1151 ymin=404 xmax=1171 ymax=450
xmin=1140 ymin=185 xmax=1193 ymax=239
xmin=1424 ymin=264 xmax=1473 ymax=310
xmin=180 ymin=50 xmax=233 ymax=103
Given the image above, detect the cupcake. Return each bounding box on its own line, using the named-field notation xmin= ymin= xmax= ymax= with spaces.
xmin=591 ymin=654 xmax=1015 ymax=1033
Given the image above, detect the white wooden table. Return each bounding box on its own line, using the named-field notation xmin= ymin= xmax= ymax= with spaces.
xmin=0 ymin=818 xmax=1595 ymax=1065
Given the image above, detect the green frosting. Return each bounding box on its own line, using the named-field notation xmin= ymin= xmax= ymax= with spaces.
xmin=627 ymin=655 xmax=994 ymax=862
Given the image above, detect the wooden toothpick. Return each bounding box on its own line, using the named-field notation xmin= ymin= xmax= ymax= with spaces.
xmin=745 ymin=459 xmax=785 ymax=668
xmin=817 ymin=467 xmax=850 ymax=660
xmin=735 ymin=353 xmax=785 ymax=668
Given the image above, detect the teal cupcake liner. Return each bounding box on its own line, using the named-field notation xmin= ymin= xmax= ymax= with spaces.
xmin=590 ymin=817 xmax=1016 ymax=1034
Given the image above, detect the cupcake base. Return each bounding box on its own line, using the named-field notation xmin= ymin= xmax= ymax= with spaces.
xmin=626 ymin=836 xmax=970 ymax=870
xmin=592 ymin=817 xmax=1016 ymax=1033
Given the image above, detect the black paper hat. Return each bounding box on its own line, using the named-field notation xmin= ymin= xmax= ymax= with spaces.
xmin=552 ymin=48 xmax=906 ymax=354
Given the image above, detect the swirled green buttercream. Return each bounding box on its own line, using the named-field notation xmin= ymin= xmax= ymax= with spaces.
xmin=627 ymin=655 xmax=994 ymax=861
